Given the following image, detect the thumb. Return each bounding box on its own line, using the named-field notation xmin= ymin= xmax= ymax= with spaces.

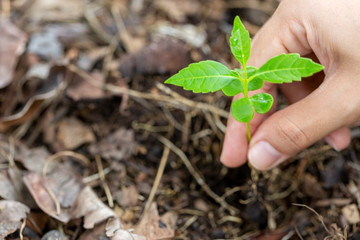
xmin=248 ymin=73 xmax=355 ymax=170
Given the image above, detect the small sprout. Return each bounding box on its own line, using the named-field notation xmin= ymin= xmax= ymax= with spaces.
xmin=165 ymin=16 xmax=324 ymax=142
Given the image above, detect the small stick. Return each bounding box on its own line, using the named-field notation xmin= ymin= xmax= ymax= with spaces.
xmin=42 ymin=151 xmax=91 ymax=215
xmin=19 ymin=218 xmax=26 ymax=240
xmin=95 ymin=155 xmax=114 ymax=208
xmin=157 ymin=135 xmax=239 ymax=215
xmin=67 ymin=64 xmax=229 ymax=118
xmin=141 ymin=146 xmax=170 ymax=217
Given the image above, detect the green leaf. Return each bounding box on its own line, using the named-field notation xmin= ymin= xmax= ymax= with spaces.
xmin=249 ymin=93 xmax=273 ymax=114
xmin=230 ymin=16 xmax=251 ymax=68
xmin=252 ymin=53 xmax=324 ymax=83
xmin=165 ymin=60 xmax=239 ymax=93
xmin=231 ymin=98 xmax=254 ymax=123
xmin=222 ymin=78 xmax=243 ymax=96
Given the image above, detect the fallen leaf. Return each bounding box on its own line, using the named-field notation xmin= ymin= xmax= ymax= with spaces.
xmin=106 ymin=218 xmax=146 ymax=240
xmin=78 ymin=222 xmax=107 ymax=240
xmin=112 ymin=229 xmax=147 ymax=240
xmin=155 ymin=0 xmax=201 ymax=22
xmin=57 ymin=117 xmax=96 ymax=150
xmin=0 ymin=200 xmax=30 ymax=239
xmin=27 ymin=30 xmax=63 ymax=60
xmin=0 ymin=68 xmax=63 ymax=132
xmin=66 ymin=71 xmax=107 ymax=101
xmin=135 ymin=203 xmax=175 ymax=240
xmin=89 ymin=128 xmax=135 ymax=161
xmin=115 ymin=185 xmax=139 ymax=208
xmin=0 ymin=17 xmax=27 ymax=89
xmin=73 ymin=186 xmax=116 ymax=229
xmin=41 ymin=230 xmax=67 ymax=240
xmin=23 ymin=161 xmax=84 ymax=223
xmin=27 ymin=0 xmax=84 ymax=22
xmin=342 ymin=204 xmax=360 ymax=224
xmin=119 ymin=38 xmax=191 ymax=78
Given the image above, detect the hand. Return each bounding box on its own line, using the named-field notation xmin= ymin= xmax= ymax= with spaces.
xmin=221 ymin=0 xmax=360 ymax=170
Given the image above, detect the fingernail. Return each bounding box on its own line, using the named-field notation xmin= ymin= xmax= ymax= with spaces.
xmin=248 ymin=141 xmax=284 ymax=170
xmin=324 ymin=136 xmax=340 ymax=152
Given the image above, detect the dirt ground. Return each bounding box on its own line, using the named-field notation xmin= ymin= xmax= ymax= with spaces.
xmin=1 ymin=0 xmax=360 ymax=239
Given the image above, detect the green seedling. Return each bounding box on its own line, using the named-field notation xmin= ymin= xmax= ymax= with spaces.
xmin=165 ymin=16 xmax=324 ymax=142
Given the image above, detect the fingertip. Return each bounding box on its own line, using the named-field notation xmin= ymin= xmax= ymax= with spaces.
xmin=220 ymin=119 xmax=248 ymax=168
xmin=324 ymin=127 xmax=351 ymax=151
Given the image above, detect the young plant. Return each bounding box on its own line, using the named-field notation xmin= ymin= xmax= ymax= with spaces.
xmin=165 ymin=16 xmax=324 ymax=142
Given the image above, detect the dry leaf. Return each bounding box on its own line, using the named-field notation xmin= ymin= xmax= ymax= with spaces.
xmin=0 ymin=17 xmax=27 ymax=89
xmin=57 ymin=117 xmax=96 ymax=150
xmin=135 ymin=203 xmax=175 ymax=240
xmin=0 ymin=71 xmax=62 ymax=132
xmin=342 ymin=204 xmax=360 ymax=224
xmin=119 ymin=38 xmax=191 ymax=78
xmin=155 ymin=0 xmax=201 ymax=22
xmin=41 ymin=230 xmax=67 ymax=240
xmin=115 ymin=185 xmax=139 ymax=208
xmin=23 ymin=161 xmax=84 ymax=223
xmin=66 ymin=71 xmax=106 ymax=101
xmin=0 ymin=200 xmax=30 ymax=239
xmin=112 ymin=229 xmax=146 ymax=240
xmin=27 ymin=0 xmax=84 ymax=22
xmin=73 ymin=186 xmax=116 ymax=229
xmin=89 ymin=128 xmax=135 ymax=161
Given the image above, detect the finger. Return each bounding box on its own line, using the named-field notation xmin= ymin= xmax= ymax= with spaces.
xmin=324 ymin=127 xmax=351 ymax=151
xmin=248 ymin=71 xmax=358 ymax=170
xmin=279 ymin=74 xmax=351 ymax=152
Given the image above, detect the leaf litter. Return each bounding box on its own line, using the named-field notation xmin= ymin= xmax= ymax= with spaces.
xmin=1 ymin=0 xmax=360 ymax=239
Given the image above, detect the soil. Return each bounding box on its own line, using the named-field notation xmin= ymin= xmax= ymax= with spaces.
xmin=1 ymin=0 xmax=360 ymax=239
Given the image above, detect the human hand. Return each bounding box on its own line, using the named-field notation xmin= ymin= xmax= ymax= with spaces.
xmin=221 ymin=0 xmax=360 ymax=170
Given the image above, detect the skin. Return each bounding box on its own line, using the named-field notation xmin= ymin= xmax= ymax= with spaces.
xmin=221 ymin=0 xmax=360 ymax=170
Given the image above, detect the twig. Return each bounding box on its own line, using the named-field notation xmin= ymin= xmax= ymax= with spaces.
xmin=141 ymin=146 xmax=170 ymax=217
xmin=157 ymin=135 xmax=239 ymax=215
xmin=19 ymin=218 xmax=26 ymax=240
xmin=83 ymin=167 xmax=111 ymax=183
xmin=66 ymin=64 xmax=229 ymax=118
xmin=95 ymin=155 xmax=114 ymax=208
xmin=293 ymin=203 xmax=332 ymax=235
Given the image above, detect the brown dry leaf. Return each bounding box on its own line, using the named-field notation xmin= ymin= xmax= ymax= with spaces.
xmin=106 ymin=218 xmax=146 ymax=240
xmin=119 ymin=38 xmax=191 ymax=78
xmin=23 ymin=161 xmax=84 ymax=223
xmin=112 ymin=229 xmax=147 ymax=240
xmin=0 ymin=17 xmax=27 ymax=89
xmin=78 ymin=222 xmax=107 ymax=240
xmin=155 ymin=0 xmax=201 ymax=22
xmin=89 ymin=128 xmax=135 ymax=161
xmin=342 ymin=204 xmax=360 ymax=224
xmin=115 ymin=185 xmax=139 ymax=208
xmin=0 ymin=200 xmax=30 ymax=239
xmin=57 ymin=117 xmax=96 ymax=150
xmin=0 ymin=168 xmax=37 ymax=208
xmin=0 ymin=72 xmax=62 ymax=132
xmin=73 ymin=186 xmax=116 ymax=229
xmin=27 ymin=0 xmax=84 ymax=22
xmin=135 ymin=203 xmax=175 ymax=240
xmin=66 ymin=71 xmax=106 ymax=101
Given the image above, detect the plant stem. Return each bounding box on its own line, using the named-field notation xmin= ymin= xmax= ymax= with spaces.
xmin=243 ymin=66 xmax=252 ymax=143
xmin=246 ymin=122 xmax=251 ymax=142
